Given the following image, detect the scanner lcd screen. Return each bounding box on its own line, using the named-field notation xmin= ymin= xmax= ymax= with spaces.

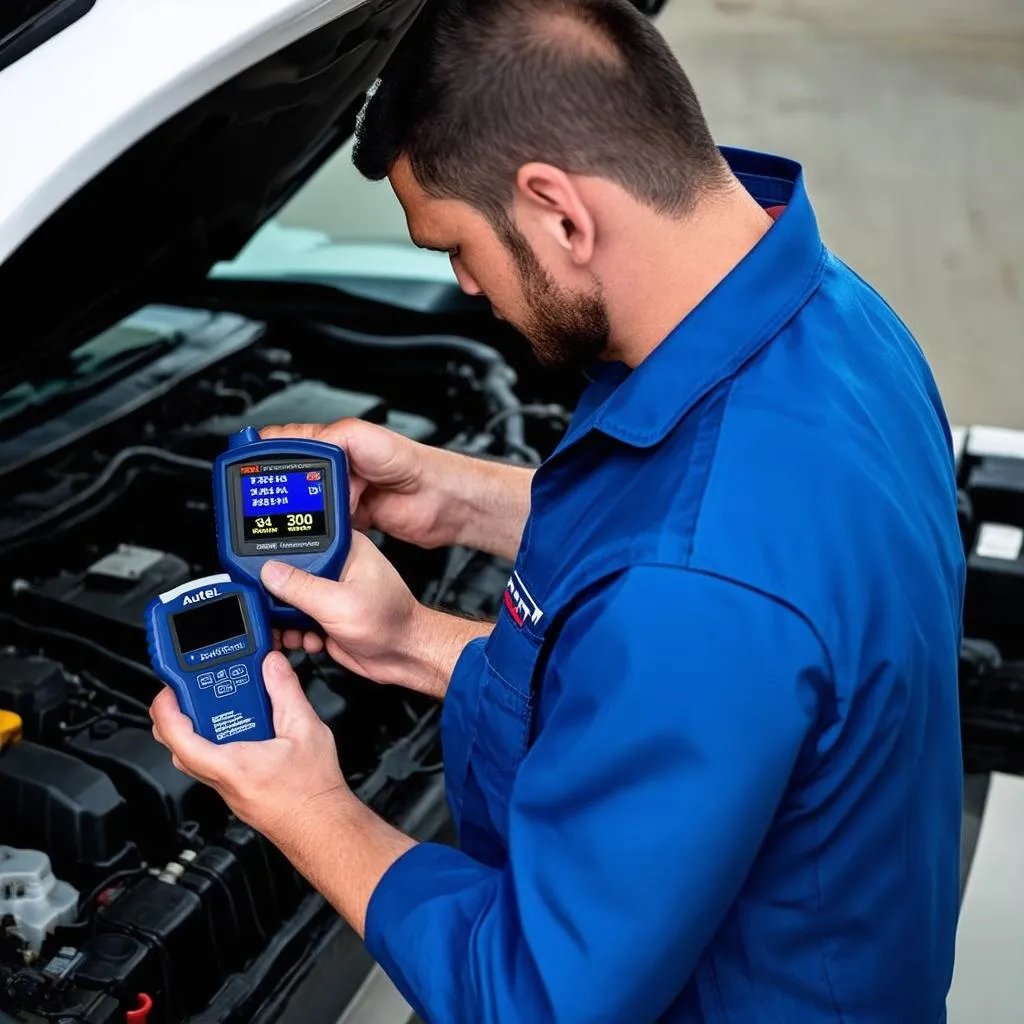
xmin=240 ymin=466 xmax=329 ymax=543
xmin=172 ymin=596 xmax=247 ymax=655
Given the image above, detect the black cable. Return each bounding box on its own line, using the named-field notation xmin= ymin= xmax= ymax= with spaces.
xmin=482 ymin=403 xmax=570 ymax=436
xmin=212 ymin=381 xmax=254 ymax=409
xmin=0 ymin=445 xmax=211 ymax=548
xmin=304 ymin=320 xmax=540 ymax=463
xmin=0 ymin=612 xmax=158 ymax=681
xmin=79 ymin=670 xmax=150 ymax=715
xmin=58 ymin=714 xmax=105 ymax=736
xmin=76 ymin=864 xmax=147 ymax=920
xmin=59 ymin=702 xmax=149 ymax=730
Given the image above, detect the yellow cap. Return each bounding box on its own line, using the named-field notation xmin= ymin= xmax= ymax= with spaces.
xmin=0 ymin=710 xmax=23 ymax=748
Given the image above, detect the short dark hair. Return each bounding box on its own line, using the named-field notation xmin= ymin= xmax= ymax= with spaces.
xmin=353 ymin=0 xmax=728 ymax=223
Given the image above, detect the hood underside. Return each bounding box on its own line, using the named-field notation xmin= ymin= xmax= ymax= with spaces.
xmin=0 ymin=0 xmax=424 ymax=394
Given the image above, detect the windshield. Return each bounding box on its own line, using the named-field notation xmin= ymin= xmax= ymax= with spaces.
xmin=211 ymin=139 xmax=458 ymax=286
xmin=0 ymin=142 xmax=453 ymax=425
xmin=0 ymin=307 xmax=184 ymax=425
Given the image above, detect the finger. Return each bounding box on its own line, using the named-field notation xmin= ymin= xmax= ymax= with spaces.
xmin=262 ymin=651 xmax=318 ymax=736
xmin=150 ymin=686 xmax=178 ymax=723
xmin=260 ymin=419 xmax=364 ymax=452
xmin=150 ymin=687 xmax=226 ymax=782
xmin=281 ymin=628 xmax=304 ymax=649
xmin=349 ymin=475 xmax=368 ymax=514
xmin=261 ymin=561 xmax=344 ymax=627
xmin=302 ymin=632 xmax=325 ymax=655
xmin=258 ymin=423 xmax=324 ymax=442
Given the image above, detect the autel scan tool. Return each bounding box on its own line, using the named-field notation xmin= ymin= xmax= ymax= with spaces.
xmin=145 ymin=575 xmax=274 ymax=744
xmin=213 ymin=427 xmax=351 ymax=625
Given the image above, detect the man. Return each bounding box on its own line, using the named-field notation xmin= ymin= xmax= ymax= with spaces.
xmin=151 ymin=0 xmax=966 ymax=1020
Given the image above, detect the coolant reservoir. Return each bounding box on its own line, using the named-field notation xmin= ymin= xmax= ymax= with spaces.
xmin=0 ymin=846 xmax=79 ymax=953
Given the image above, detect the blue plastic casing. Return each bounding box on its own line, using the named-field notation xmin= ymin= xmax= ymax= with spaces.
xmin=145 ymin=574 xmax=275 ymax=744
xmin=213 ymin=427 xmax=350 ymax=626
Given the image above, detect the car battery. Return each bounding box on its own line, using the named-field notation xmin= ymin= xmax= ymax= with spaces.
xmin=961 ymin=426 xmax=1024 ymax=528
xmin=97 ymin=876 xmax=217 ymax=1020
xmin=966 ymin=457 xmax=1024 ymax=532
xmin=177 ymin=844 xmax=263 ymax=962
xmin=956 ymin=488 xmax=975 ymax=554
xmin=218 ymin=821 xmax=301 ymax=939
xmin=72 ymin=932 xmax=157 ymax=1006
xmin=964 ymin=522 xmax=1024 ymax=659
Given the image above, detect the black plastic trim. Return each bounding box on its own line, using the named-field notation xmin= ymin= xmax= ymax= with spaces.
xmin=0 ymin=0 xmax=95 ymax=73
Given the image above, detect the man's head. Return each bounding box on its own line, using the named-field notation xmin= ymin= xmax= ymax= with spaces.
xmin=354 ymin=0 xmax=729 ymax=368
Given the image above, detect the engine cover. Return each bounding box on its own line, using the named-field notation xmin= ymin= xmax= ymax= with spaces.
xmin=0 ymin=741 xmax=138 ymax=888
xmin=15 ymin=545 xmax=193 ymax=665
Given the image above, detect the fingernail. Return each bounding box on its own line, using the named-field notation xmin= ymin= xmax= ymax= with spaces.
xmin=263 ymin=650 xmax=285 ymax=676
xmin=261 ymin=560 xmax=289 ymax=590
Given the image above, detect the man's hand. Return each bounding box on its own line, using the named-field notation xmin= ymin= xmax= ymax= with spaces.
xmin=150 ymin=652 xmax=416 ymax=937
xmin=263 ymin=532 xmax=492 ymax=699
xmin=260 ymin=420 xmax=534 ymax=562
xmin=260 ymin=420 xmax=461 ymax=549
xmin=150 ymin=651 xmax=348 ymax=845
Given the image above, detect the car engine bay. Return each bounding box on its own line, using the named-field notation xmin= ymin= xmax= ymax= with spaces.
xmin=0 ymin=305 xmax=571 ymax=1024
xmin=0 ymin=301 xmax=1023 ymax=1024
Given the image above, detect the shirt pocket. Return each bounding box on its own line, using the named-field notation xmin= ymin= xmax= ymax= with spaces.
xmin=457 ymin=618 xmax=543 ymax=862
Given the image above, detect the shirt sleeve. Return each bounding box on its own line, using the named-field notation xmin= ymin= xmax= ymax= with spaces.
xmin=365 ymin=566 xmax=830 ymax=1023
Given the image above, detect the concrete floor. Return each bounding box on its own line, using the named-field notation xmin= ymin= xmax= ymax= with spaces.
xmin=275 ymin=1 xmax=1024 ymax=1020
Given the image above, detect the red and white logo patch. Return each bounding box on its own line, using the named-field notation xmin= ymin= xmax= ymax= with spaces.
xmin=504 ymin=570 xmax=544 ymax=628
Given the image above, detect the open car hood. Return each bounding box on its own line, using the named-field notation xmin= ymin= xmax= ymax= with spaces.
xmin=0 ymin=0 xmax=424 ymax=391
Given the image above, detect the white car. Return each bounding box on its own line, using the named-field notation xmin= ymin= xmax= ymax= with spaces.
xmin=0 ymin=3 xmax=1017 ymax=1024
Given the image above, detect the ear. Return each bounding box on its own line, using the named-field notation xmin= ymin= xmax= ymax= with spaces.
xmin=513 ymin=162 xmax=596 ymax=265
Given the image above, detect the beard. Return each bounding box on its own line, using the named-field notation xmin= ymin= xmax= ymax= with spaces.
xmin=499 ymin=222 xmax=611 ymax=370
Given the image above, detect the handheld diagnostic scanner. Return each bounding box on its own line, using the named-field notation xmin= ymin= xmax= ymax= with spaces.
xmin=145 ymin=574 xmax=274 ymax=744
xmin=213 ymin=427 xmax=350 ymax=624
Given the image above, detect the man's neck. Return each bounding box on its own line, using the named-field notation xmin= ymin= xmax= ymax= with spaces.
xmin=598 ymin=182 xmax=776 ymax=368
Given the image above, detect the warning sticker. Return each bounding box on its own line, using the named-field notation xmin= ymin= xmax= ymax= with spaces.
xmin=211 ymin=710 xmax=257 ymax=741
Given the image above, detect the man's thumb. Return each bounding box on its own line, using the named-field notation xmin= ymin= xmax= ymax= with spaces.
xmin=260 ymin=561 xmax=338 ymax=624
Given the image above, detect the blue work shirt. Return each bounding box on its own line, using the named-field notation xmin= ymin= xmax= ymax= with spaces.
xmin=365 ymin=148 xmax=965 ymax=1023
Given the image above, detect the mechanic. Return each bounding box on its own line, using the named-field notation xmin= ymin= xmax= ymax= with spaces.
xmin=150 ymin=0 xmax=966 ymax=1020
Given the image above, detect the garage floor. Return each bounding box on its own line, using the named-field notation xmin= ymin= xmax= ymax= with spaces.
xmin=277 ymin=1 xmax=1024 ymax=1020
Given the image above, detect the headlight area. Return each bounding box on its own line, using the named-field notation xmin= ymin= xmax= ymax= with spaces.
xmin=0 ymin=307 xmax=570 ymax=1024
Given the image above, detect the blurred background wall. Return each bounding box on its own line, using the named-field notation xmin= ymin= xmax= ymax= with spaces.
xmin=279 ymin=0 xmax=1024 ymax=428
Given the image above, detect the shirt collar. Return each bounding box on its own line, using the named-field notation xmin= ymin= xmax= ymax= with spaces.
xmin=585 ymin=147 xmax=826 ymax=449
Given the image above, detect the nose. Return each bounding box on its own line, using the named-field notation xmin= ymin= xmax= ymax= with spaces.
xmin=451 ymin=257 xmax=483 ymax=297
